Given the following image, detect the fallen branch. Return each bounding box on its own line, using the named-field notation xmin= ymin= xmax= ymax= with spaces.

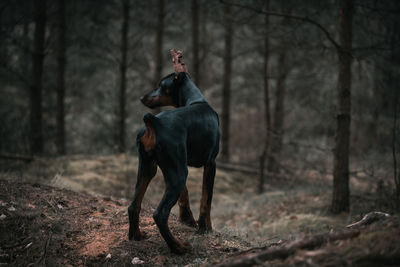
xmin=216 ymin=160 xmax=289 ymax=181
xmin=0 ymin=154 xmax=34 ymax=162
xmin=215 ymin=230 xmax=360 ymax=267
xmin=346 ymin=211 xmax=390 ymax=229
xmin=216 ymin=161 xmax=258 ymax=175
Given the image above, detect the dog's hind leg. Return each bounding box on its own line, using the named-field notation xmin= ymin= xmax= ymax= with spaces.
xmin=154 ymin=144 xmax=191 ymax=254
xmin=128 ymin=142 xmax=157 ymax=241
xmin=153 ymin=168 xmax=191 ymax=254
xmin=178 ymin=186 xmax=197 ymax=228
xmin=198 ymin=161 xmax=216 ymax=233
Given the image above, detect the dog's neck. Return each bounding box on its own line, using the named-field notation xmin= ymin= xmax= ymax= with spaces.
xmin=177 ymin=73 xmax=206 ymax=107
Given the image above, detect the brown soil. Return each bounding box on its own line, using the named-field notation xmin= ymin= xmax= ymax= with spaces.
xmin=0 ymin=179 xmax=250 ymax=266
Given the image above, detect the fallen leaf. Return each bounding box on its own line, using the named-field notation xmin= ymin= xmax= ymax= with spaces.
xmin=57 ymin=204 xmax=63 ymax=209
xmin=0 ymin=214 xmax=6 ymax=220
xmin=25 ymin=242 xmax=33 ymax=249
xmin=106 ymin=253 xmax=111 ymax=259
xmin=8 ymin=206 xmax=16 ymax=211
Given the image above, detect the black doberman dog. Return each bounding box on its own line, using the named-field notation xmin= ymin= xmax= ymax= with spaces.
xmin=128 ymin=70 xmax=220 ymax=254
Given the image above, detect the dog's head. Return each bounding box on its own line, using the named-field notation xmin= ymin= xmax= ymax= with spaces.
xmin=140 ymin=72 xmax=185 ymax=109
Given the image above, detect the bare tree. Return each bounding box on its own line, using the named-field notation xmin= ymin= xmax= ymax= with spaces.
xmin=56 ymin=0 xmax=66 ymax=155
xmin=119 ymin=0 xmax=130 ymax=153
xmin=267 ymin=41 xmax=288 ymax=174
xmin=192 ymin=0 xmax=200 ymax=86
xmin=154 ymin=0 xmax=164 ymax=87
xmin=30 ymin=0 xmax=47 ymax=154
xmin=391 ymin=16 xmax=400 ymax=205
xmin=258 ymin=0 xmax=270 ymax=194
xmin=331 ymin=0 xmax=353 ymax=213
xmin=221 ymin=2 xmax=233 ymax=161
xmin=393 ymin=85 xmax=400 ymax=204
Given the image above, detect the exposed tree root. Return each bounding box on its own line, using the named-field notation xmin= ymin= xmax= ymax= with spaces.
xmin=215 ymin=230 xmax=360 ymax=267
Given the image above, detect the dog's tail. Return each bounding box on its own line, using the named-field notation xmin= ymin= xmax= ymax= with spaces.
xmin=140 ymin=113 xmax=159 ymax=152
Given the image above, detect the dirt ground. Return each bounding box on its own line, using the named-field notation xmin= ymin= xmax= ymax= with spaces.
xmin=0 ymin=179 xmax=250 ymax=266
xmin=0 ymin=154 xmax=399 ymax=266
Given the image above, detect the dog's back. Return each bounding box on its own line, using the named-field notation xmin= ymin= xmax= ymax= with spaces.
xmin=142 ymin=102 xmax=219 ymax=168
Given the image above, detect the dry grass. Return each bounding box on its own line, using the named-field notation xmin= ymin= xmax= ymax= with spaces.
xmin=1 ymin=154 xmax=350 ymax=245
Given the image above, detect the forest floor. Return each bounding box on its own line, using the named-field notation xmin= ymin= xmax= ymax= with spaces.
xmin=0 ymin=154 xmax=399 ymax=266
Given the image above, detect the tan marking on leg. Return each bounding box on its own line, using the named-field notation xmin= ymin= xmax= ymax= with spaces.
xmin=198 ymin=164 xmax=212 ymax=231
xmin=178 ymin=187 xmax=197 ymax=227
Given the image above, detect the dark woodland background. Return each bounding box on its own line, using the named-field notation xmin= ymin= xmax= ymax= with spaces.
xmin=1 ymin=0 xmax=400 ymax=265
xmin=1 ymin=0 xmax=400 ymax=215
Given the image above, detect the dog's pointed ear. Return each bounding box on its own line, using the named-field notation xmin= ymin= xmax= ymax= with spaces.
xmin=170 ymin=49 xmax=188 ymax=74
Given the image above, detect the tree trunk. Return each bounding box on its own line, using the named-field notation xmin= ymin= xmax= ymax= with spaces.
xmin=267 ymin=38 xmax=288 ymax=174
xmin=119 ymin=0 xmax=129 ymax=153
xmin=152 ymin=0 xmax=164 ymax=114
xmin=56 ymin=0 xmax=66 ymax=155
xmin=221 ymin=3 xmax=233 ymax=161
xmin=154 ymin=0 xmax=164 ymax=86
xmin=258 ymin=0 xmax=270 ymax=194
xmin=390 ymin=17 xmax=400 ymax=204
xmin=331 ymin=0 xmax=353 ymax=213
xmin=30 ymin=0 xmax=46 ymax=155
xmin=394 ymin=90 xmax=400 ymax=204
xmin=192 ymin=0 xmax=200 ymax=86
xmin=199 ymin=0 xmax=209 ymax=88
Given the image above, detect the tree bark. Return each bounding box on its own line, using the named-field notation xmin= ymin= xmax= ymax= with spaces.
xmin=258 ymin=0 xmax=270 ymax=194
xmin=267 ymin=25 xmax=288 ymax=174
xmin=221 ymin=3 xmax=233 ymax=161
xmin=154 ymin=0 xmax=164 ymax=86
xmin=390 ymin=13 xmax=400 ymax=206
xmin=56 ymin=0 xmax=66 ymax=155
xmin=152 ymin=0 xmax=164 ymax=114
xmin=331 ymin=0 xmax=353 ymax=213
xmin=30 ymin=0 xmax=46 ymax=155
xmin=192 ymin=0 xmax=200 ymax=87
xmin=119 ymin=0 xmax=129 ymax=153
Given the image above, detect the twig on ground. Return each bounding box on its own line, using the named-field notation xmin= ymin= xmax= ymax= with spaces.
xmin=346 ymin=211 xmax=390 ymax=229
xmin=36 ymin=231 xmax=52 ymax=265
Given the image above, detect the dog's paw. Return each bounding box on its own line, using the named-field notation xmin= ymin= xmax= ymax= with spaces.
xmin=196 ymin=227 xmax=212 ymax=235
xmin=197 ymin=219 xmax=212 ymax=234
xmin=130 ymin=230 xmax=148 ymax=241
xmin=180 ymin=216 xmax=198 ymax=228
xmin=170 ymin=241 xmax=192 ymax=255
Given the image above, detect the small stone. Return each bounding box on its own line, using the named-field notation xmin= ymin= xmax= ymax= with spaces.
xmin=8 ymin=206 xmax=16 ymax=212
xmin=106 ymin=253 xmax=111 ymax=259
xmin=131 ymin=257 xmax=144 ymax=265
xmin=0 ymin=214 xmax=6 ymax=220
